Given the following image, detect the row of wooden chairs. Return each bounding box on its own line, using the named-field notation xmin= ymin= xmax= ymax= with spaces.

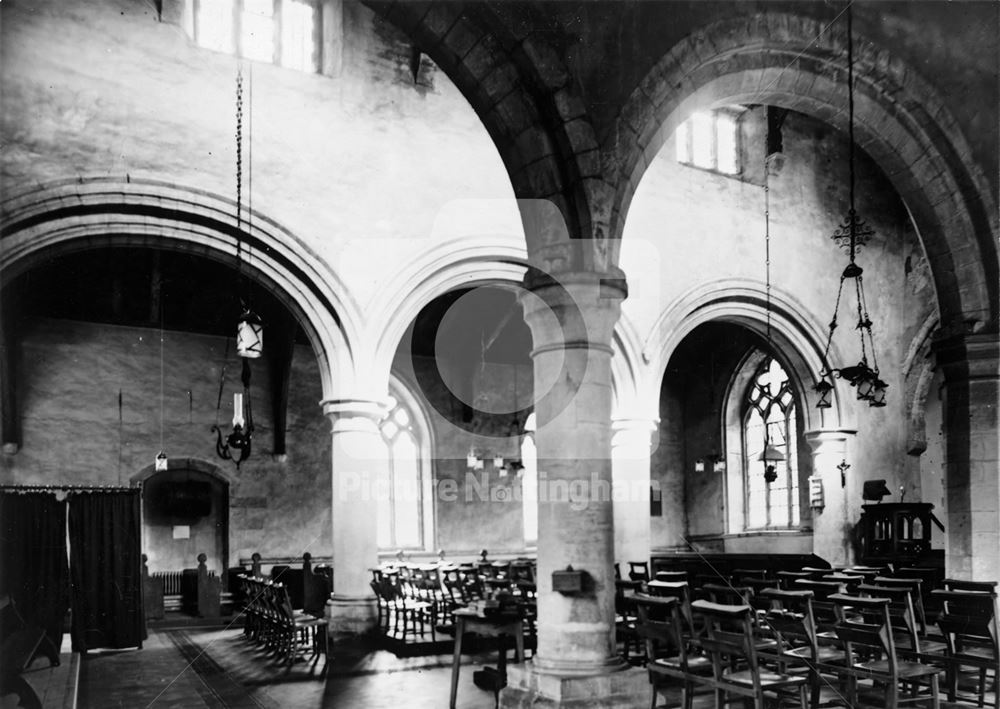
xmin=238 ymin=574 xmax=328 ymax=665
xmin=369 ymin=561 xmax=538 ymax=645
xmin=623 ymin=570 xmax=999 ymax=708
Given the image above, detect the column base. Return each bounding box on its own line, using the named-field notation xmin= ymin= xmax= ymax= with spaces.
xmin=499 ymin=661 xmax=649 ymax=708
xmin=325 ymin=595 xmax=376 ymax=641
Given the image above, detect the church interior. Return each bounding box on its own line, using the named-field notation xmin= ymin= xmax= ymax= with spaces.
xmin=1 ymin=0 xmax=998 ymax=707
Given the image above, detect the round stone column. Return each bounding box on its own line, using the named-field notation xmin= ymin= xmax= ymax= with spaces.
xmin=323 ymin=398 xmax=388 ymax=639
xmin=934 ymin=333 xmax=1000 ymax=581
xmin=805 ymin=428 xmax=857 ymax=567
xmin=611 ymin=418 xmax=656 ymax=570
xmin=501 ymin=271 xmax=647 ymax=708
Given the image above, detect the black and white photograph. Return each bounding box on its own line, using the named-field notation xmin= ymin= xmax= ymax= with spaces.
xmin=1 ymin=1 xmax=998 ymax=707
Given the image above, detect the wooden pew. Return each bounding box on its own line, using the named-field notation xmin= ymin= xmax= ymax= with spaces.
xmin=141 ymin=555 xmax=164 ymax=620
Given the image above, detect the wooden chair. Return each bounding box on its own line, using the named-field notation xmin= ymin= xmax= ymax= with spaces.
xmin=271 ymin=582 xmax=327 ymax=665
xmin=777 ymin=571 xmax=813 ymax=589
xmin=822 ymin=573 xmax=866 ymax=593
xmin=829 ymin=593 xmax=944 ymax=708
xmin=654 ymin=570 xmax=689 ymax=584
xmin=931 ymin=588 xmax=999 ymax=707
xmin=615 ymin=580 xmax=642 ymax=664
xmin=692 ymin=599 xmax=809 ymax=708
xmin=875 ymin=576 xmax=931 ymax=636
xmin=629 ymin=561 xmax=651 ymax=583
xmin=794 ymin=580 xmax=846 ymax=631
xmin=944 ymin=579 xmax=999 ymax=594
xmin=647 ymin=581 xmax=696 ymax=632
xmin=633 ymin=593 xmax=712 ymax=709
xmin=759 ymin=588 xmax=847 ymax=707
xmin=856 ymin=582 xmax=949 ymax=666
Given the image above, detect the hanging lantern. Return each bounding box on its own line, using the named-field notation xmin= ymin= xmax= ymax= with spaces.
xmin=155 ymin=450 xmax=169 ymax=471
xmin=758 ymin=443 xmax=786 ymax=484
xmin=814 ymin=379 xmax=834 ymax=409
xmin=814 ymin=6 xmax=888 ymax=411
xmin=213 ymin=359 xmax=254 ymax=468
xmin=869 ymin=378 xmax=888 ymax=407
xmin=855 ymin=369 xmax=876 ymax=401
xmin=236 ymin=308 xmax=264 ymax=358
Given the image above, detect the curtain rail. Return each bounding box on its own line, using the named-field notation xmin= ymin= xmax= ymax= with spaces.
xmin=0 ymin=483 xmax=140 ymax=492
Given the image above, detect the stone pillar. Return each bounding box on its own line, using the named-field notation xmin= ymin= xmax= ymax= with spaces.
xmin=934 ymin=333 xmax=1000 ymax=581
xmin=611 ymin=418 xmax=656 ymax=569
xmin=805 ymin=429 xmax=857 ymax=567
xmin=501 ymin=271 xmax=647 ymax=708
xmin=323 ymin=398 xmax=388 ymax=639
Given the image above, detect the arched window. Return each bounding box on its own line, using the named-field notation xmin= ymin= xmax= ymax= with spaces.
xmin=521 ymin=413 xmax=538 ymax=548
xmin=742 ymin=356 xmax=799 ymax=529
xmin=376 ymin=385 xmax=432 ymax=550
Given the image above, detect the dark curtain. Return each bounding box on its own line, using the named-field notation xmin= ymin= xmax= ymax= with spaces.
xmin=0 ymin=491 xmax=70 ymax=656
xmin=68 ymin=490 xmax=144 ymax=651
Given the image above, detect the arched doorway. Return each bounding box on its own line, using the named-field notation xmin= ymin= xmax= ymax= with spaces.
xmin=133 ymin=458 xmax=230 ymax=577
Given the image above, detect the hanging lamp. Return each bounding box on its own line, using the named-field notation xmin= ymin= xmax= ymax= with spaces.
xmin=212 ymin=62 xmax=262 ymax=469
xmin=814 ymin=5 xmax=887 ymax=410
xmin=759 ymin=107 xmax=787 ymax=484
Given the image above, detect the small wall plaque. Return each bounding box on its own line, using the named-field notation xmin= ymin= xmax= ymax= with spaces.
xmin=172 ymin=525 xmax=190 ymax=540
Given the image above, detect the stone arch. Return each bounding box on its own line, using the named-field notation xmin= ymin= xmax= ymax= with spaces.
xmin=131 ymin=457 xmax=231 ymax=574
xmin=131 ymin=456 xmax=232 ymax=486
xmin=368 ymin=240 xmax=530 ymax=394
xmin=607 ymin=12 xmax=997 ymax=332
xmin=370 ymin=241 xmax=642 ymax=415
xmin=644 ymin=279 xmax=847 ymax=434
xmin=365 ymin=1 xmax=610 ymax=271
xmin=0 ymin=178 xmax=361 ymax=400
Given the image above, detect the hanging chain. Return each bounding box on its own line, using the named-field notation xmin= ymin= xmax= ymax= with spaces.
xmin=821 ymin=276 xmax=846 ymax=369
xmin=846 ymin=4 xmax=857 ymax=265
xmin=235 ymin=65 xmax=244 ymax=286
xmin=764 ymin=108 xmax=772 ymax=352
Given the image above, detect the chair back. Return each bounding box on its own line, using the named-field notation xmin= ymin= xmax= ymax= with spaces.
xmin=633 ymin=593 xmax=687 ymax=662
xmin=829 ymin=593 xmax=897 ymax=674
xmin=628 ymin=561 xmax=650 ymax=583
xmin=943 ymin=579 xmax=998 ymax=593
xmin=857 ymin=583 xmax=921 ymax=651
xmin=776 ymin=570 xmax=812 ymax=589
xmin=654 ymin=570 xmax=688 ymax=583
xmin=647 ymin=580 xmax=694 ymax=630
xmin=692 ymin=601 xmax=762 ymax=693
xmin=873 ymin=576 xmax=928 ymax=634
xmin=932 ymin=589 xmax=999 ymax=652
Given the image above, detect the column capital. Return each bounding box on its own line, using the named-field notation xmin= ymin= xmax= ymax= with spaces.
xmin=519 ymin=269 xmax=628 ymax=352
xmin=321 ymin=398 xmax=388 ymax=433
xmin=803 ymin=428 xmax=857 ymax=455
xmin=611 ymin=417 xmax=657 ymax=452
xmin=932 ymin=332 xmax=1000 ymax=382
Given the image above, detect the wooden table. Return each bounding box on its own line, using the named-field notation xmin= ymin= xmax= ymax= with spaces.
xmin=449 ymin=608 xmax=525 ymax=709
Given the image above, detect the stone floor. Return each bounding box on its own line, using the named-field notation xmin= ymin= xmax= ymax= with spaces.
xmin=62 ymin=624 xmax=995 ymax=709
xmin=76 ymin=624 xmax=524 ymax=709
